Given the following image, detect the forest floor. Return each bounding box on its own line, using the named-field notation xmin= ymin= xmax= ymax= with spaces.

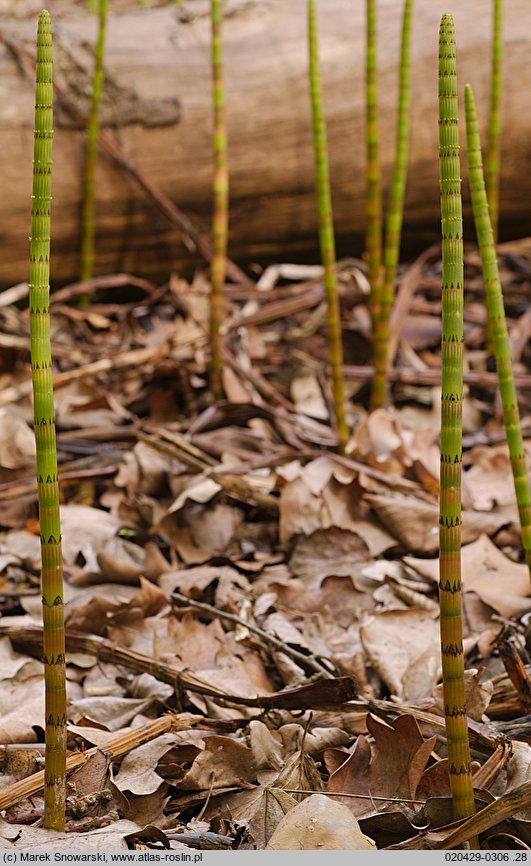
xmin=0 ymin=243 xmax=531 ymax=850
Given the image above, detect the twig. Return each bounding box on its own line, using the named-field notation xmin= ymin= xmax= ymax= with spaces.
xmin=0 ymin=345 xmax=164 ymax=406
xmin=1 ymin=624 xmax=354 ymax=709
xmin=344 ymin=364 xmax=531 ymax=389
xmin=0 ymin=715 xmax=183 ymax=812
xmin=498 ymin=634 xmax=531 ymax=714
xmin=386 ymin=778 xmax=531 ymax=849
xmin=171 ymin=591 xmax=335 ymax=678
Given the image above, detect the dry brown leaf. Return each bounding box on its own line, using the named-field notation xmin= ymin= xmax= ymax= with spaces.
xmin=249 ymin=721 xmax=283 ymax=771
xmin=59 ymin=505 xmax=121 ymax=571
xmin=0 ymin=407 xmax=35 ymax=470
xmin=465 ymin=445 xmax=517 ymax=511
xmin=278 ymin=725 xmax=349 ymax=757
xmin=289 ymin=527 xmax=370 ymax=588
xmin=366 ymin=714 xmax=436 ymax=801
xmin=432 ymin=668 xmax=493 ymax=722
xmin=180 ymin=735 xmax=257 ymax=790
xmin=406 ymin=535 xmax=530 ymax=618
xmin=113 ymin=732 xmax=178 ymax=794
xmin=325 ymin=736 xmax=372 ymax=817
xmin=273 ymin=749 xmax=322 ymax=799
xmin=326 ymin=715 xmax=435 ymax=818
xmin=0 ymin=819 xmax=140 ymax=850
xmin=291 ymin=373 xmax=329 ymax=421
xmin=348 ymin=409 xmax=406 ymax=475
xmin=360 ymin=609 xmax=440 ymax=700
xmin=248 ymin=787 xmax=299 ymax=848
xmin=69 ymin=695 xmax=161 ymax=731
xmin=367 ymin=494 xmax=509 ymax=553
xmin=266 ymin=794 xmax=376 ymax=849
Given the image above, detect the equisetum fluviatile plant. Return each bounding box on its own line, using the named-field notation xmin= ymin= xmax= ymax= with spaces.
xmin=370 ymin=0 xmax=413 ymax=411
xmin=486 ymin=0 xmax=502 ymax=244
xmin=438 ymin=15 xmax=477 ymax=834
xmin=80 ymin=0 xmax=108 ymax=286
xmin=465 ymin=84 xmax=531 ymax=585
xmin=365 ymin=0 xmax=382 ymax=330
xmin=30 ymin=9 xmax=67 ymax=830
xmin=308 ymin=0 xmax=348 ymax=453
xmin=209 ymin=0 xmax=228 ymax=400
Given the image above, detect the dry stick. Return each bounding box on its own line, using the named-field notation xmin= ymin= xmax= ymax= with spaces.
xmin=465 ymin=83 xmax=531 ymax=585
xmin=0 ymin=31 xmax=250 ymax=288
xmin=0 ymin=345 xmax=164 ymax=407
xmin=79 ymin=0 xmax=108 ymax=286
xmin=371 ymin=0 xmax=413 ymax=410
xmin=343 ymin=364 xmax=531 ymax=390
xmin=308 ymin=0 xmax=348 ymax=453
xmin=1 ymin=625 xmax=352 ymax=710
xmin=438 ymin=15 xmax=477 ymax=836
xmin=387 ymin=779 xmax=531 ymax=850
xmin=209 ymin=0 xmax=229 ymax=398
xmin=365 ymin=0 xmax=382 ymax=329
xmin=486 ymin=0 xmax=502 ymax=244
xmin=171 ymin=591 xmax=335 ymax=678
xmin=498 ymin=636 xmax=531 ymax=714
xmin=30 ymin=11 xmax=66 ymax=831
xmin=0 ymin=716 xmax=183 ymax=813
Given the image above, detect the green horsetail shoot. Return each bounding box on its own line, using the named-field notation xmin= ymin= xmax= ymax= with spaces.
xmin=209 ymin=0 xmax=229 ymax=400
xmin=486 ymin=0 xmax=502 ymax=243
xmin=370 ymin=0 xmax=413 ymax=411
xmin=308 ymin=0 xmax=348 ymax=453
xmin=365 ymin=0 xmax=382 ymax=330
xmin=30 ymin=9 xmax=67 ymax=830
xmin=465 ymin=83 xmax=531 ymax=584
xmin=80 ymin=0 xmax=108 ymax=287
xmin=437 ymin=14 xmax=477 ymax=835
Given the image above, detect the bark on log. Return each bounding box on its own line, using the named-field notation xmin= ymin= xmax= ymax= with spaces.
xmin=0 ymin=0 xmax=529 ymax=288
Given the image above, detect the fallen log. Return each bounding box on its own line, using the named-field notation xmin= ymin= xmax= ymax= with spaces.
xmin=0 ymin=0 xmax=529 ymax=287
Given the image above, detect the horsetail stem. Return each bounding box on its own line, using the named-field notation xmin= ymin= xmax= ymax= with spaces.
xmin=370 ymin=0 xmax=413 ymax=411
xmin=308 ymin=0 xmax=348 ymax=453
xmin=30 ymin=10 xmax=66 ymax=831
xmin=486 ymin=0 xmax=502 ymax=243
xmin=365 ymin=0 xmax=382 ymax=330
xmin=438 ymin=14 xmax=477 ymax=835
xmin=80 ymin=0 xmax=108 ymax=287
xmin=209 ymin=0 xmax=229 ymax=400
xmin=465 ymin=84 xmax=531 ymax=585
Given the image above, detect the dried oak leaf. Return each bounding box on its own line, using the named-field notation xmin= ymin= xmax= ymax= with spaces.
xmin=179 ymin=735 xmax=257 ymax=790
xmin=367 ymin=494 xmax=508 ymax=553
xmin=266 ymin=794 xmax=376 ymax=850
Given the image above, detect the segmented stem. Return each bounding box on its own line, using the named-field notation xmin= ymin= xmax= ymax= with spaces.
xmin=365 ymin=0 xmax=382 ymax=329
xmin=80 ymin=0 xmax=108 ymax=286
xmin=438 ymin=14 xmax=477 ymax=834
xmin=486 ymin=0 xmax=502 ymax=243
xmin=308 ymin=0 xmax=348 ymax=453
xmin=465 ymin=84 xmax=531 ymax=585
xmin=209 ymin=0 xmax=229 ymax=400
xmin=370 ymin=0 xmax=413 ymax=410
xmin=30 ymin=9 xmax=66 ymax=831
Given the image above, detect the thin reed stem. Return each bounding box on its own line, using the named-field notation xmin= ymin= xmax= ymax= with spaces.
xmin=80 ymin=0 xmax=108 ymax=287
xmin=308 ymin=0 xmax=348 ymax=453
xmin=465 ymin=83 xmax=531 ymax=585
xmin=30 ymin=9 xmax=66 ymax=831
xmin=209 ymin=0 xmax=229 ymax=400
xmin=486 ymin=0 xmax=502 ymax=243
xmin=365 ymin=0 xmax=382 ymax=329
xmin=438 ymin=14 xmax=477 ymax=838
xmin=370 ymin=0 xmax=413 ymax=410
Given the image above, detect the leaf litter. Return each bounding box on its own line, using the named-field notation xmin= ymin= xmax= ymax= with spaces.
xmin=0 ymin=248 xmax=531 ymax=850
